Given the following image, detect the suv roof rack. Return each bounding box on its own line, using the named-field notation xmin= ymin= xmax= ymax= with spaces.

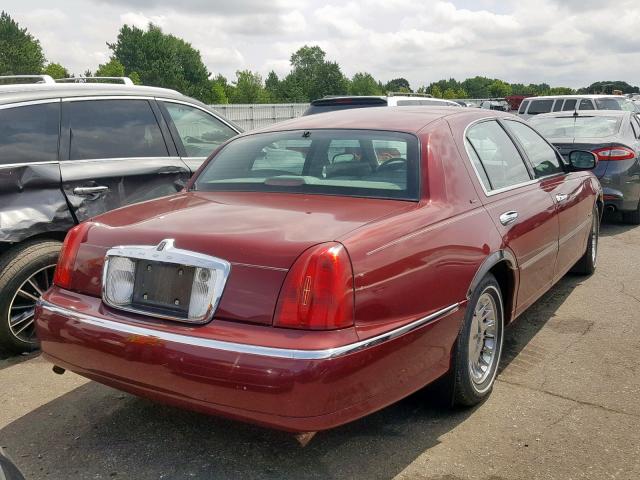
xmin=386 ymin=92 xmax=433 ymax=98
xmin=0 ymin=75 xmax=56 ymax=85
xmin=56 ymin=77 xmax=134 ymax=85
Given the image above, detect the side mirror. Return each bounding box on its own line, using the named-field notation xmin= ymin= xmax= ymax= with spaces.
xmin=568 ymin=150 xmax=597 ymax=170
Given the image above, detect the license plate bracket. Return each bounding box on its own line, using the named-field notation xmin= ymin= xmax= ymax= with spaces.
xmin=131 ymin=260 xmax=195 ymax=318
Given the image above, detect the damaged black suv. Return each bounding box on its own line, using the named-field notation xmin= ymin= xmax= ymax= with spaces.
xmin=0 ymin=75 xmax=240 ymax=353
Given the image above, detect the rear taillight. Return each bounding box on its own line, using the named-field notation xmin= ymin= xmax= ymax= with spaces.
xmin=593 ymin=146 xmax=636 ymax=161
xmin=53 ymin=222 xmax=93 ymax=290
xmin=273 ymin=242 xmax=354 ymax=330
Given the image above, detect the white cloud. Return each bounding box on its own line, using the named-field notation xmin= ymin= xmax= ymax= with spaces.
xmin=3 ymin=0 xmax=639 ymax=90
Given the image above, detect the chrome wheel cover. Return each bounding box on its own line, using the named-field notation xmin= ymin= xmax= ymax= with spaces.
xmin=7 ymin=264 xmax=56 ymax=344
xmin=468 ymin=290 xmax=499 ymax=386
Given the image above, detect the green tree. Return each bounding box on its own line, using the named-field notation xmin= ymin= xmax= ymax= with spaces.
xmin=384 ymin=77 xmax=412 ymax=93
xmin=578 ymin=81 xmax=639 ymax=94
xmin=430 ymin=85 xmax=443 ymax=98
xmin=128 ymin=71 xmax=142 ymax=85
xmin=0 ymin=11 xmax=46 ymax=75
xmin=265 ymin=70 xmax=281 ymax=102
xmin=349 ymin=72 xmax=382 ymax=96
xmin=285 ymin=45 xmax=349 ymax=101
xmin=231 ymin=70 xmax=268 ymax=103
xmin=95 ymin=58 xmax=125 ymax=77
xmin=108 ymin=23 xmax=213 ymax=102
xmin=42 ymin=62 xmax=69 ymax=79
xmin=443 ymin=87 xmax=458 ymax=99
xmin=488 ymin=79 xmax=512 ymax=98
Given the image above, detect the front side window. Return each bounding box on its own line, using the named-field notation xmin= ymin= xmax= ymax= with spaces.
xmin=0 ymin=102 xmax=60 ymax=164
xmin=466 ymin=121 xmax=531 ymax=191
xmin=505 ymin=120 xmax=563 ymax=178
xmin=518 ymin=100 xmax=529 ymax=115
xmin=194 ymin=130 xmax=419 ymax=201
xmin=163 ymin=102 xmax=237 ymax=157
xmin=68 ymin=100 xmax=168 ymax=160
xmin=553 ymin=100 xmax=564 ymax=112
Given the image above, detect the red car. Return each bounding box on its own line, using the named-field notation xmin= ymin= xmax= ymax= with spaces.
xmin=35 ymin=107 xmax=602 ymax=433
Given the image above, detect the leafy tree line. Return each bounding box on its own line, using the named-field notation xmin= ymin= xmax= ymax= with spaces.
xmin=1 ymin=11 xmax=638 ymax=104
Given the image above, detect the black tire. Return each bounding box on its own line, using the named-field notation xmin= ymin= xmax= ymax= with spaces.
xmin=571 ymin=205 xmax=599 ymax=275
xmin=622 ymin=202 xmax=640 ymax=225
xmin=0 ymin=240 xmax=61 ymax=354
xmin=452 ymin=273 xmax=504 ymax=406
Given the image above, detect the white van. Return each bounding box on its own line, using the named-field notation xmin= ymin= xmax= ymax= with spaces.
xmin=518 ymin=95 xmax=635 ymax=119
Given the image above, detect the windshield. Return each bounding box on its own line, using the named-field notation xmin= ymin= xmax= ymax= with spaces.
xmin=595 ymin=98 xmax=623 ymax=110
xmin=193 ymin=129 xmax=420 ymax=201
xmin=530 ymin=116 xmax=622 ymax=139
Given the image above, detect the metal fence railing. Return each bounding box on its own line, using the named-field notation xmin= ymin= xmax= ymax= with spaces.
xmin=210 ymin=104 xmax=310 ymax=131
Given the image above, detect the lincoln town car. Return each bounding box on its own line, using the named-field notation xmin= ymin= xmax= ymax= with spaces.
xmin=35 ymin=107 xmax=602 ymax=433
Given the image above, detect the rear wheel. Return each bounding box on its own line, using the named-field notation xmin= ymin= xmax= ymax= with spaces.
xmin=452 ymin=273 xmax=504 ymax=406
xmin=0 ymin=240 xmax=61 ymax=354
xmin=572 ymin=204 xmax=599 ymax=275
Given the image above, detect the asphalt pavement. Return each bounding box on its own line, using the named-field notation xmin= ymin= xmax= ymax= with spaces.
xmin=1 ymin=215 xmax=639 ymax=480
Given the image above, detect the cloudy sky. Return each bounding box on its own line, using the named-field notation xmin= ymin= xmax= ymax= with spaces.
xmin=5 ymin=0 xmax=640 ymax=89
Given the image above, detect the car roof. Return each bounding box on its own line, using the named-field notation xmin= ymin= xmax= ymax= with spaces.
xmin=246 ymin=106 xmax=513 ymax=135
xmin=0 ymin=82 xmax=190 ymax=106
xmin=527 ymin=94 xmax=626 ymax=100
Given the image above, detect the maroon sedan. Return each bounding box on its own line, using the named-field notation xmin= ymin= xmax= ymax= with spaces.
xmin=35 ymin=107 xmax=602 ymax=433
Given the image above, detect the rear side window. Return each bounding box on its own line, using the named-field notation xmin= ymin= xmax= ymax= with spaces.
xmin=553 ymin=100 xmax=564 ymax=112
xmin=68 ymin=100 xmax=168 ymax=160
xmin=194 ymin=129 xmax=419 ymax=201
xmin=562 ymin=99 xmax=577 ymax=111
xmin=0 ymin=102 xmax=60 ymax=164
xmin=466 ymin=121 xmax=531 ymax=190
xmin=631 ymin=115 xmax=640 ymax=138
xmin=579 ymin=99 xmax=595 ymax=110
xmin=527 ymin=100 xmax=554 ymax=115
xmin=504 ymin=120 xmax=563 ymax=178
xmin=163 ymin=102 xmax=237 ymax=157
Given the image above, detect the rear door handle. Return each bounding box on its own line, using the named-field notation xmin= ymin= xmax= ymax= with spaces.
xmin=499 ymin=211 xmax=518 ymax=226
xmin=555 ymin=193 xmax=568 ymax=202
xmin=73 ymin=186 xmax=109 ymax=196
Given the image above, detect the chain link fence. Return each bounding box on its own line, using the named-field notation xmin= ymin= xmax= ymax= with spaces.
xmin=210 ymin=104 xmax=310 ymax=131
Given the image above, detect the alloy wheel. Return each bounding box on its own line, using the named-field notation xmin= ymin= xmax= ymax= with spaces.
xmin=7 ymin=264 xmax=56 ymax=344
xmin=468 ymin=290 xmax=499 ymax=386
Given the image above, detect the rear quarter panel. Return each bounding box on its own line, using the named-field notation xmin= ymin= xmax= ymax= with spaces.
xmin=341 ymin=119 xmax=503 ymax=373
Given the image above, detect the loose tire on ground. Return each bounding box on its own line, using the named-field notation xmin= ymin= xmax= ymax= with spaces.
xmin=0 ymin=240 xmax=61 ymax=354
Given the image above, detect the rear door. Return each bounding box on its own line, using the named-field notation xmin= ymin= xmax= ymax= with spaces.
xmin=59 ymin=97 xmax=191 ymax=222
xmin=503 ymin=119 xmax=593 ymax=281
xmin=0 ymin=100 xmax=76 ymax=242
xmin=465 ymin=120 xmax=559 ymax=314
xmin=157 ymin=100 xmax=239 ymax=173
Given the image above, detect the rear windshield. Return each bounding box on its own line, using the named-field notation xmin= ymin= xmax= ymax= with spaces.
xmin=529 ymin=116 xmax=622 ymax=139
xmin=194 ymin=129 xmax=420 ymax=200
xmin=303 ymin=98 xmax=387 ymax=116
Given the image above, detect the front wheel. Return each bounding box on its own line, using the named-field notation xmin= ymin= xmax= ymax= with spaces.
xmin=452 ymin=273 xmax=504 ymax=406
xmin=0 ymin=240 xmax=61 ymax=354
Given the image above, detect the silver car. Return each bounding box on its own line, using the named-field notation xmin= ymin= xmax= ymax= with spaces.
xmin=518 ymin=95 xmax=637 ymax=120
xmin=530 ymin=110 xmax=640 ymax=223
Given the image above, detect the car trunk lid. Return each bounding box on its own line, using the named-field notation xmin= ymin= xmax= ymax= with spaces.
xmin=76 ymin=191 xmax=416 ymax=325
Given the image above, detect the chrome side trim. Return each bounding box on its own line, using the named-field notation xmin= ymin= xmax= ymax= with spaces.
xmin=559 ymin=217 xmax=592 ymax=247
xmin=0 ymin=98 xmax=61 ymax=109
xmin=38 ymin=301 xmax=460 ymax=360
xmin=0 ymin=160 xmax=59 ymax=168
xmin=519 ymin=242 xmax=558 ymax=270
